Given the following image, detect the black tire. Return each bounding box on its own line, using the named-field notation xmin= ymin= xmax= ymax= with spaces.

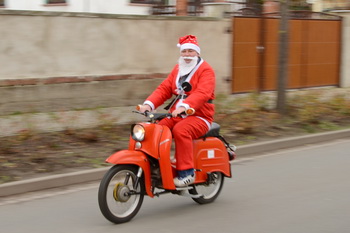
xmin=98 ymin=165 xmax=145 ymax=224
xmin=190 ymin=172 xmax=224 ymax=204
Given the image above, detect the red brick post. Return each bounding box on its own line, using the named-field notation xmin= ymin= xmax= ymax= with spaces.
xmin=263 ymin=0 xmax=280 ymax=13
xmin=176 ymin=0 xmax=188 ymax=16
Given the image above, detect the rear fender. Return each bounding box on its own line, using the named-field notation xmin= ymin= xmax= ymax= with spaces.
xmin=106 ymin=150 xmax=154 ymax=197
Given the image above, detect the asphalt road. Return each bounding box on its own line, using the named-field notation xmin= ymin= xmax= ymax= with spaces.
xmin=1 ymin=138 xmax=350 ymax=233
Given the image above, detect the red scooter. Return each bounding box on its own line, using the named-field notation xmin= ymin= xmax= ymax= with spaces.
xmin=98 ymin=106 xmax=236 ymax=224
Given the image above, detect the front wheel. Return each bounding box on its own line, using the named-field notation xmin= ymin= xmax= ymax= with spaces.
xmin=98 ymin=165 xmax=145 ymax=224
xmin=190 ymin=172 xmax=224 ymax=204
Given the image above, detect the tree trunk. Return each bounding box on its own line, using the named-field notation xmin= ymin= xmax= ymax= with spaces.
xmin=276 ymin=0 xmax=290 ymax=115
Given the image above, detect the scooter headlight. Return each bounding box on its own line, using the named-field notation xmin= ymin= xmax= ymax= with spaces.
xmin=132 ymin=124 xmax=145 ymax=141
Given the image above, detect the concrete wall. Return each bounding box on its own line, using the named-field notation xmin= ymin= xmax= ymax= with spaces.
xmin=0 ymin=10 xmax=232 ymax=115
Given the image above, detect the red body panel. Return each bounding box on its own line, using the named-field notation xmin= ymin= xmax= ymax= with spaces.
xmin=157 ymin=127 xmax=176 ymax=190
xmin=131 ymin=123 xmax=177 ymax=190
xmin=193 ymin=137 xmax=231 ymax=182
xmin=129 ymin=123 xmax=165 ymax=159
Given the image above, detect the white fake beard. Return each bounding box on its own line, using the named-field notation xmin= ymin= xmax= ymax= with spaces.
xmin=178 ymin=56 xmax=198 ymax=76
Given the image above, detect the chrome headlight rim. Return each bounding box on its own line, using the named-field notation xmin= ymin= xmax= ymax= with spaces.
xmin=131 ymin=124 xmax=145 ymax=142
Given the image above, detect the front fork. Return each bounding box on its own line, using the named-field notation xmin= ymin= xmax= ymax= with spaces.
xmin=133 ymin=167 xmax=143 ymax=190
xmin=119 ymin=167 xmax=144 ymax=198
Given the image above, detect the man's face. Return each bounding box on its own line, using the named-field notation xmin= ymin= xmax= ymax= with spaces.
xmin=180 ymin=49 xmax=198 ymax=63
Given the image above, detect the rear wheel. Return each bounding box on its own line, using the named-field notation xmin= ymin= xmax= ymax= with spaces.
xmin=98 ymin=165 xmax=144 ymax=224
xmin=190 ymin=172 xmax=224 ymax=204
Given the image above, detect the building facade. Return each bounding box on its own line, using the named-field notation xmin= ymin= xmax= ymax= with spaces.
xmin=311 ymin=0 xmax=350 ymax=12
xmin=0 ymin=0 xmax=151 ymax=15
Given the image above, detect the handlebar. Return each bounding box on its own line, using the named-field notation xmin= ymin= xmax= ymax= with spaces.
xmin=136 ymin=105 xmax=195 ymax=116
xmin=135 ymin=105 xmax=195 ymax=122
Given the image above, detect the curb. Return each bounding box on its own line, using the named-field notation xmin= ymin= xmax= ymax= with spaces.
xmin=0 ymin=167 xmax=110 ymax=198
xmin=237 ymin=128 xmax=350 ymax=156
xmin=1 ymin=128 xmax=350 ymax=197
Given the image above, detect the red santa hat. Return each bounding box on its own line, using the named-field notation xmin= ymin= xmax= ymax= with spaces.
xmin=177 ymin=35 xmax=201 ymax=54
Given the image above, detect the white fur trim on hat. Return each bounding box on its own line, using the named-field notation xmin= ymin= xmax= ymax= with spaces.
xmin=179 ymin=43 xmax=200 ymax=54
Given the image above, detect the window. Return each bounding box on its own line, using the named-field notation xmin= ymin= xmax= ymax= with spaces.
xmin=130 ymin=0 xmax=160 ymax=4
xmin=46 ymin=0 xmax=67 ymax=4
xmin=44 ymin=0 xmax=67 ymax=6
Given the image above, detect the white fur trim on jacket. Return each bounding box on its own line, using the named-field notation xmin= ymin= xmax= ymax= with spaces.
xmin=143 ymin=100 xmax=155 ymax=111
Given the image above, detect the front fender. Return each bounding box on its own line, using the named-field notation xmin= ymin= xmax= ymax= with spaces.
xmin=106 ymin=150 xmax=147 ymax=165
xmin=106 ymin=150 xmax=154 ymax=197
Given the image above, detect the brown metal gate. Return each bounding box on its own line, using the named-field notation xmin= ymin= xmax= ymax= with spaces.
xmin=231 ymin=13 xmax=342 ymax=93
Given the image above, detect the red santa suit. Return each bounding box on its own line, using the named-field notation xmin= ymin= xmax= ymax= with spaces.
xmin=144 ymin=58 xmax=216 ymax=171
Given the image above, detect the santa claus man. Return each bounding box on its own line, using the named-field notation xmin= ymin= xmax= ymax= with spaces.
xmin=138 ymin=35 xmax=215 ymax=187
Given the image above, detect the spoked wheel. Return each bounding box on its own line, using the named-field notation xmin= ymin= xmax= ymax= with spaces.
xmin=98 ymin=165 xmax=145 ymax=224
xmin=190 ymin=172 xmax=224 ymax=204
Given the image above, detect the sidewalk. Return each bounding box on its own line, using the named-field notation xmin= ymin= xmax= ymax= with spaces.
xmin=1 ymin=127 xmax=350 ymax=197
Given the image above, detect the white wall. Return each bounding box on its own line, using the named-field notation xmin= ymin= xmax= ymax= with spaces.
xmin=337 ymin=12 xmax=350 ymax=87
xmin=5 ymin=0 xmax=150 ymax=15
xmin=0 ymin=10 xmax=231 ymax=91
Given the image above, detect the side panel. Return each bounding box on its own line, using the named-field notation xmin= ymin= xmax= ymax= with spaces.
xmin=106 ymin=150 xmax=154 ymax=197
xmin=193 ymin=137 xmax=231 ymax=183
xmin=158 ymin=126 xmax=176 ymax=190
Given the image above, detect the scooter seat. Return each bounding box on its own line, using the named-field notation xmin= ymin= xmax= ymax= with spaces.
xmin=201 ymin=122 xmax=220 ymax=138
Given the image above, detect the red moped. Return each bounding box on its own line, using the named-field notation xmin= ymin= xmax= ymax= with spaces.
xmin=98 ymin=107 xmax=236 ymax=224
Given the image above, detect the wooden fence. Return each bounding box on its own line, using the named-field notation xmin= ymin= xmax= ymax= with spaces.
xmin=231 ymin=13 xmax=342 ymax=93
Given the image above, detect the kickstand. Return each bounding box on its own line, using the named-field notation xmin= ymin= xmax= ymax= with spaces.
xmin=176 ymin=186 xmax=203 ymax=198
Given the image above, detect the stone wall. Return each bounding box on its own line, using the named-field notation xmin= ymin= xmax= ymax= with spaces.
xmin=0 ymin=10 xmax=232 ymax=115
